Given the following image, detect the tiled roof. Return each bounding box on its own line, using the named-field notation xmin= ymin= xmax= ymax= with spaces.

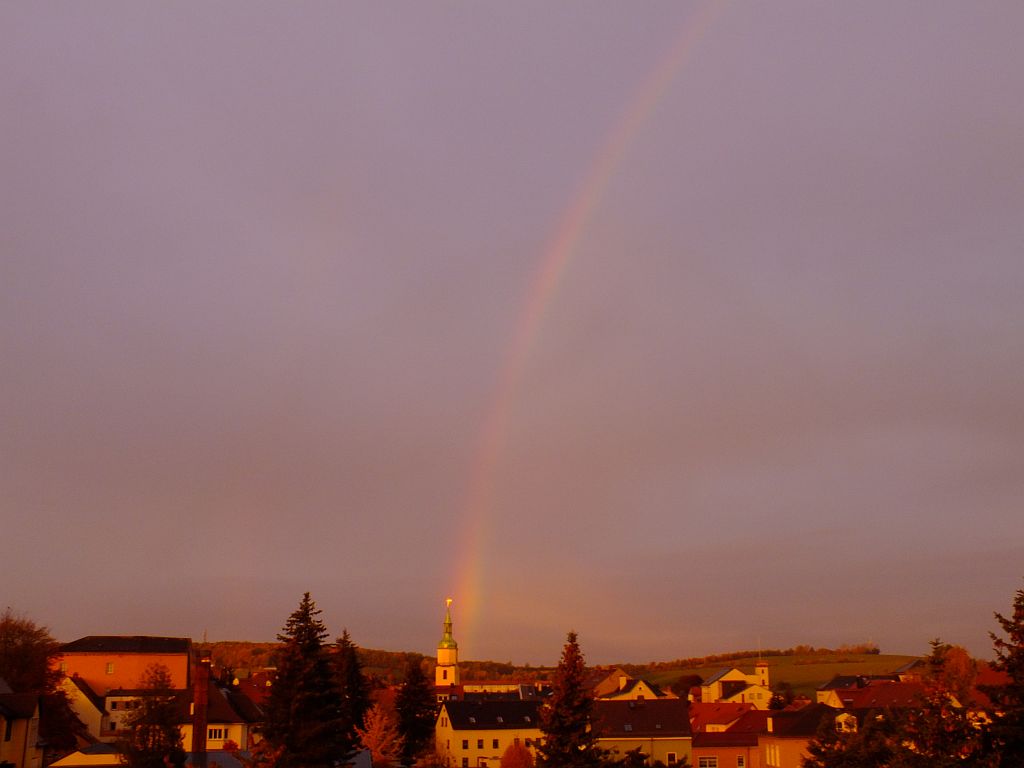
xmin=835 ymin=682 xmax=926 ymax=709
xmin=817 ymin=674 xmax=899 ymax=691
xmin=765 ymin=703 xmax=834 ymax=738
xmin=442 ymin=700 xmax=541 ymax=730
xmin=689 ymin=702 xmax=754 ymax=731
xmin=60 ymin=636 xmax=192 ymax=654
xmin=724 ymin=710 xmax=771 ymax=734
xmin=591 ymin=699 xmax=692 ymax=738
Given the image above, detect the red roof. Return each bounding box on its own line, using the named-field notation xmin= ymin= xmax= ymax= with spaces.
xmin=689 ymin=702 xmax=754 ymax=732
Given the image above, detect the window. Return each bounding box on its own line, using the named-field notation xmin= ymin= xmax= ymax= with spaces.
xmin=524 ymin=740 xmax=532 ymax=748
xmin=208 ymin=727 xmax=226 ymax=740
xmin=111 ymin=701 xmax=118 ymax=710
xmin=462 ymin=740 xmax=469 ymax=750
xmin=698 ymin=759 xmax=718 ymax=768
xmin=666 ymin=753 xmax=676 ymax=765
xmin=469 ymin=717 xmax=476 ymax=724
xmin=737 ymin=758 xmax=745 ymax=768
xmin=496 ymin=717 xmax=504 ymax=723
xmin=106 ymin=662 xmax=115 ymax=674
xmin=443 ymin=669 xmax=449 ymax=680
xmin=492 ymin=739 xmax=499 ymax=749
xmin=5 ymin=718 xmax=13 ymax=741
xmin=462 ymin=760 xmax=469 ymax=768
xmin=477 ymin=740 xmax=484 ymax=749
xmin=623 ymin=724 xmax=632 ymax=732
xmin=59 ymin=662 xmax=67 ymax=673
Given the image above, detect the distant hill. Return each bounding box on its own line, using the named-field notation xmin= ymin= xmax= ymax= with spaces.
xmin=199 ymin=641 xmax=919 ymax=698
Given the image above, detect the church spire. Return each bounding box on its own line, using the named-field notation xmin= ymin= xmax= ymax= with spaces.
xmin=436 ymin=597 xmax=460 ymax=688
xmin=439 ymin=597 xmax=458 ymax=649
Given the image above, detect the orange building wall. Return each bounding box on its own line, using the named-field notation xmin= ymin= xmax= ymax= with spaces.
xmin=59 ymin=652 xmax=190 ymax=693
xmin=692 ymin=744 xmax=760 ymax=768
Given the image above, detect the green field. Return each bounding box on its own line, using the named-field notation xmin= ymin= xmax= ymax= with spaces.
xmin=642 ymin=653 xmax=921 ymax=699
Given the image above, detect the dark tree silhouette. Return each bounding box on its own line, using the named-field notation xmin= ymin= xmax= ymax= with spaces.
xmin=984 ymin=585 xmax=1024 ymax=765
xmin=259 ymin=593 xmax=349 ymax=768
xmin=121 ymin=664 xmax=186 ymax=768
xmin=536 ymin=632 xmax=605 ymax=768
xmin=395 ymin=658 xmax=437 ymax=766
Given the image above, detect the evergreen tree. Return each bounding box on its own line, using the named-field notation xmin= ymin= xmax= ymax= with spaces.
xmin=121 ymin=664 xmax=186 ymax=768
xmin=260 ymin=593 xmax=348 ymax=768
xmin=395 ymin=658 xmax=437 ymax=766
xmin=983 ymin=584 xmax=1024 ymax=765
xmin=335 ymin=629 xmax=371 ymax=745
xmin=536 ymin=632 xmax=604 ymax=768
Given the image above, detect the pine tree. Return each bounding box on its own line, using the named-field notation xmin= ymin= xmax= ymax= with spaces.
xmin=536 ymin=632 xmax=604 ymax=768
xmin=395 ymin=658 xmax=437 ymax=766
xmin=260 ymin=593 xmax=348 ymax=768
xmin=121 ymin=664 xmax=186 ymax=768
xmin=984 ymin=585 xmax=1024 ymax=765
xmin=335 ymin=629 xmax=371 ymax=747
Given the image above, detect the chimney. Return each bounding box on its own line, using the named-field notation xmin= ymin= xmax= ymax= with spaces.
xmin=192 ymin=650 xmax=211 ymax=768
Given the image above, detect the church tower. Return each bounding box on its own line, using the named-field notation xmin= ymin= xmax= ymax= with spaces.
xmin=436 ymin=598 xmax=460 ymax=687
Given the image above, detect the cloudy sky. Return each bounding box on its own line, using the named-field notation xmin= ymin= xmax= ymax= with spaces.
xmin=3 ymin=2 xmax=1022 ymax=665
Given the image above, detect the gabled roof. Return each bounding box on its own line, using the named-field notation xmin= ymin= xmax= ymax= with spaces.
xmin=598 ymin=678 xmax=672 ymax=700
xmin=442 ymin=700 xmax=541 ymax=730
xmin=702 ymin=668 xmax=738 ymax=686
xmin=60 ymin=636 xmax=192 ymax=654
xmin=591 ymin=699 xmax=692 ymax=738
xmin=689 ymin=702 xmax=754 ymax=732
xmin=67 ymin=675 xmax=107 ymax=714
xmin=724 ymin=710 xmax=771 ymax=734
xmin=0 ymin=692 xmax=40 ymax=719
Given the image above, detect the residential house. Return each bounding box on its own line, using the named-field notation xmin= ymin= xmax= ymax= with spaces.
xmin=435 ymin=700 xmax=541 ymax=768
xmin=57 ymin=637 xmax=192 ymax=694
xmin=0 ymin=690 xmax=42 ymax=768
xmin=591 ymin=698 xmax=692 ymax=766
xmin=596 ymin=678 xmax=676 ymax=702
xmin=757 ymin=703 xmax=833 ymax=768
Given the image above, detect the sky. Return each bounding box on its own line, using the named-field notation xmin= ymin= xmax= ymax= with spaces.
xmin=2 ymin=2 xmax=1023 ymax=666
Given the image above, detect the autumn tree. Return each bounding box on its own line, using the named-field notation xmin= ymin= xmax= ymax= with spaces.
xmin=983 ymin=584 xmax=1024 ymax=765
xmin=0 ymin=608 xmax=84 ymax=759
xmin=500 ymin=741 xmax=535 ymax=768
xmin=395 ymin=658 xmax=437 ymax=766
xmin=536 ymin=632 xmax=604 ymax=768
xmin=260 ymin=593 xmax=349 ymax=768
xmin=801 ymin=710 xmax=898 ymax=768
xmin=121 ymin=663 xmax=186 ymax=768
xmin=886 ymin=639 xmax=992 ymax=768
xmin=357 ymin=701 xmax=404 ymax=767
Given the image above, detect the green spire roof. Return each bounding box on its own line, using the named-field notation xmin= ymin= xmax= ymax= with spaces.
xmin=439 ymin=598 xmax=458 ymax=650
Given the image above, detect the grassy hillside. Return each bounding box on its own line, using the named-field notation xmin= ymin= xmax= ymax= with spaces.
xmin=640 ymin=653 xmax=921 ymax=699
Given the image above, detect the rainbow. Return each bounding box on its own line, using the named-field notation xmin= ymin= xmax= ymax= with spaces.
xmin=448 ymin=0 xmax=727 ymax=655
